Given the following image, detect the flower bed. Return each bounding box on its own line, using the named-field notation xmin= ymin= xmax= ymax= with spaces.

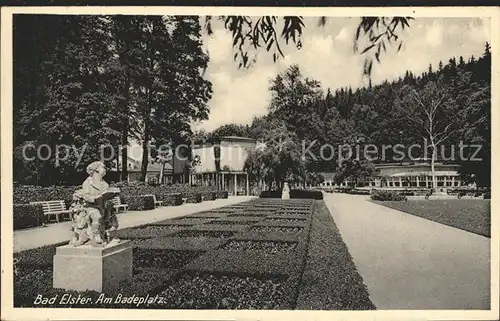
xmin=159 ymin=272 xmax=289 ymax=309
xmin=251 ymin=226 xmax=303 ymax=234
xmin=222 ymin=240 xmax=298 ymax=253
xmin=13 ymin=197 xmax=374 ymax=310
xmin=115 ymin=225 xmax=184 ymax=240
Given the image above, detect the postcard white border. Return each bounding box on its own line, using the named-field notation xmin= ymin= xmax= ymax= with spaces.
xmin=1 ymin=5 xmax=499 ymax=321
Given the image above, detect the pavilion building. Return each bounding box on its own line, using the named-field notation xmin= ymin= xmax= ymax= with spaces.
xmin=316 ymin=162 xmax=466 ymax=189
xmin=189 ymin=136 xmax=257 ymax=196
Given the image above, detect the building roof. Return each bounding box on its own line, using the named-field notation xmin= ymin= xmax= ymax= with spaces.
xmin=221 ymin=136 xmax=257 ymax=142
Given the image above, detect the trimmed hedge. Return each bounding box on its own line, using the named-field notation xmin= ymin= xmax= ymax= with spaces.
xmin=13 ymin=204 xmax=45 ymax=230
xmin=14 ymin=185 xmax=76 ymax=206
xmin=186 ymin=193 xmax=202 ymax=203
xmin=260 ymin=189 xmax=323 ymax=200
xmin=289 ymin=189 xmax=323 ymax=200
xmin=202 ymin=191 xmax=217 ymax=201
xmin=162 ymin=193 xmax=183 ymax=206
xmin=370 ymin=190 xmax=407 ymax=201
xmin=122 ymin=195 xmax=155 ymax=211
xmin=216 ymin=191 xmax=229 ymax=199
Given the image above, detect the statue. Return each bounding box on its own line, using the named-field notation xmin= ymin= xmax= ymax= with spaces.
xmin=282 ymin=182 xmax=290 ymax=200
xmin=69 ymin=161 xmax=120 ymax=247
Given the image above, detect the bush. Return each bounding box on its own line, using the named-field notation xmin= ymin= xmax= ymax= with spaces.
xmin=484 ymin=192 xmax=491 ymax=199
xmin=216 ymin=191 xmax=229 ymax=199
xmin=202 ymin=191 xmax=217 ymax=201
xmin=370 ymin=190 xmax=407 ymax=201
xmin=259 ymin=190 xmax=282 ymax=198
xmin=186 ymin=193 xmax=202 ymax=203
xmin=122 ymin=195 xmax=155 ymax=211
xmin=399 ymin=190 xmax=415 ymax=196
xmin=14 ymin=185 xmax=76 ymax=205
xmin=161 ymin=193 xmax=183 ymax=206
xmin=13 ymin=204 xmax=45 ymax=230
xmin=290 ymin=189 xmax=323 ymax=200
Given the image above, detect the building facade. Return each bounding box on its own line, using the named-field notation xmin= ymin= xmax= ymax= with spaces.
xmin=189 ymin=136 xmax=256 ymax=196
xmin=316 ymin=162 xmax=466 ymax=189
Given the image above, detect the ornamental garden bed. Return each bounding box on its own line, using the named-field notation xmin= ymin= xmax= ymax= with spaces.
xmin=13 ymin=198 xmax=374 ymax=310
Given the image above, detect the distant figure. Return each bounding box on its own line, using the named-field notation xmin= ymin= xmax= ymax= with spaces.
xmin=425 ymin=188 xmax=434 ymax=200
xmin=282 ymin=182 xmax=290 ymax=200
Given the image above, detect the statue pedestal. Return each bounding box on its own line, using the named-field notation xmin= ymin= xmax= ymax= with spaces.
xmin=53 ymin=239 xmax=132 ymax=292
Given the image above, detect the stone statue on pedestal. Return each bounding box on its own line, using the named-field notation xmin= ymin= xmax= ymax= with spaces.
xmin=282 ymin=182 xmax=290 ymax=200
xmin=69 ymin=161 xmax=120 ymax=247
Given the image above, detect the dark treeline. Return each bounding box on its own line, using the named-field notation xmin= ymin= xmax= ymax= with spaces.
xmin=13 ymin=15 xmax=212 ymax=186
xmin=204 ymin=43 xmax=491 ymax=187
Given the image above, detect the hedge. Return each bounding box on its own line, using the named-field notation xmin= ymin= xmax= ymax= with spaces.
xmin=202 ymin=191 xmax=217 ymax=201
xmin=13 ymin=204 xmax=45 ymax=230
xmin=289 ymin=189 xmax=323 ymax=200
xmin=162 ymin=193 xmax=183 ymax=206
xmin=122 ymin=195 xmax=155 ymax=211
xmin=13 ymin=185 xmax=76 ymax=206
xmin=216 ymin=191 xmax=229 ymax=199
xmin=484 ymin=192 xmax=491 ymax=199
xmin=260 ymin=189 xmax=323 ymax=200
xmin=14 ymin=183 xmax=218 ymax=206
xmin=186 ymin=193 xmax=202 ymax=203
xmin=370 ymin=190 xmax=407 ymax=201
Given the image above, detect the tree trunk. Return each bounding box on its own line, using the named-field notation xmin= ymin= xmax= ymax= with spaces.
xmin=120 ymin=76 xmax=130 ymax=182
xmin=431 ymin=144 xmax=437 ymax=189
xmin=139 ymin=87 xmax=152 ymax=183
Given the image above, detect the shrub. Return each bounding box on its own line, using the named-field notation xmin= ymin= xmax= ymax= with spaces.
xmin=370 ymin=190 xmax=407 ymax=201
xmin=186 ymin=193 xmax=202 ymax=203
xmin=484 ymin=192 xmax=491 ymax=199
xmin=161 ymin=193 xmax=183 ymax=206
xmin=290 ymin=189 xmax=323 ymax=200
xmin=399 ymin=190 xmax=415 ymax=196
xmin=202 ymin=191 xmax=217 ymax=201
xmin=259 ymin=190 xmax=282 ymax=198
xmin=13 ymin=185 xmax=76 ymax=205
xmin=13 ymin=204 xmax=45 ymax=230
xmin=122 ymin=195 xmax=155 ymax=211
xmin=216 ymin=191 xmax=229 ymax=199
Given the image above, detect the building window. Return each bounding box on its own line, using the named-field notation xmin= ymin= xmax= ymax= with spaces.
xmin=394 ymin=182 xmax=400 ymax=187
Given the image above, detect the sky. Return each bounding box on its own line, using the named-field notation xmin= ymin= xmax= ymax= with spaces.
xmin=197 ymin=17 xmax=490 ymax=132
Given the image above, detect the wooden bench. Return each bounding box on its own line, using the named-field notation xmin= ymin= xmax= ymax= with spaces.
xmin=30 ymin=200 xmax=71 ymax=223
xmin=111 ymin=196 xmax=129 ymax=213
xmin=142 ymin=194 xmax=163 ymax=208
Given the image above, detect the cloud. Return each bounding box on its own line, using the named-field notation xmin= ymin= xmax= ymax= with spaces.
xmin=425 ymin=21 xmax=444 ymax=48
xmin=197 ymin=18 xmax=490 ymax=133
xmin=335 ymin=27 xmax=350 ymax=42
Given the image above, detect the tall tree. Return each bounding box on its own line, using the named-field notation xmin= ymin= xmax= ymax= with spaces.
xmin=396 ymin=79 xmax=459 ymax=188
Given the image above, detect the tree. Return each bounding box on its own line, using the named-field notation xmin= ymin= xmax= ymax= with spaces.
xmin=396 ymin=79 xmax=458 ymax=189
xmin=205 ymin=16 xmax=413 ymax=77
xmin=134 ymin=16 xmax=212 ymax=182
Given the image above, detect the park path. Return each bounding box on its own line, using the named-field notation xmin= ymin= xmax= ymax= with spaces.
xmin=13 ymin=196 xmax=255 ymax=253
xmin=323 ymin=193 xmax=490 ymax=310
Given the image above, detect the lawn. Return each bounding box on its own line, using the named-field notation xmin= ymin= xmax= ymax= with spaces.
xmin=374 ymin=199 xmax=490 ymax=237
xmin=13 ymin=198 xmax=374 ymax=310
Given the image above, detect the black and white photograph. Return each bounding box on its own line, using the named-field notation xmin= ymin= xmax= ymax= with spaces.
xmin=1 ymin=5 xmax=498 ymax=321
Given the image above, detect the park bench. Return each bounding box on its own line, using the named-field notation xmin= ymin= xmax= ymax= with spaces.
xmin=142 ymin=194 xmax=163 ymax=208
xmin=30 ymin=200 xmax=71 ymax=223
xmin=111 ymin=196 xmax=129 ymax=213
